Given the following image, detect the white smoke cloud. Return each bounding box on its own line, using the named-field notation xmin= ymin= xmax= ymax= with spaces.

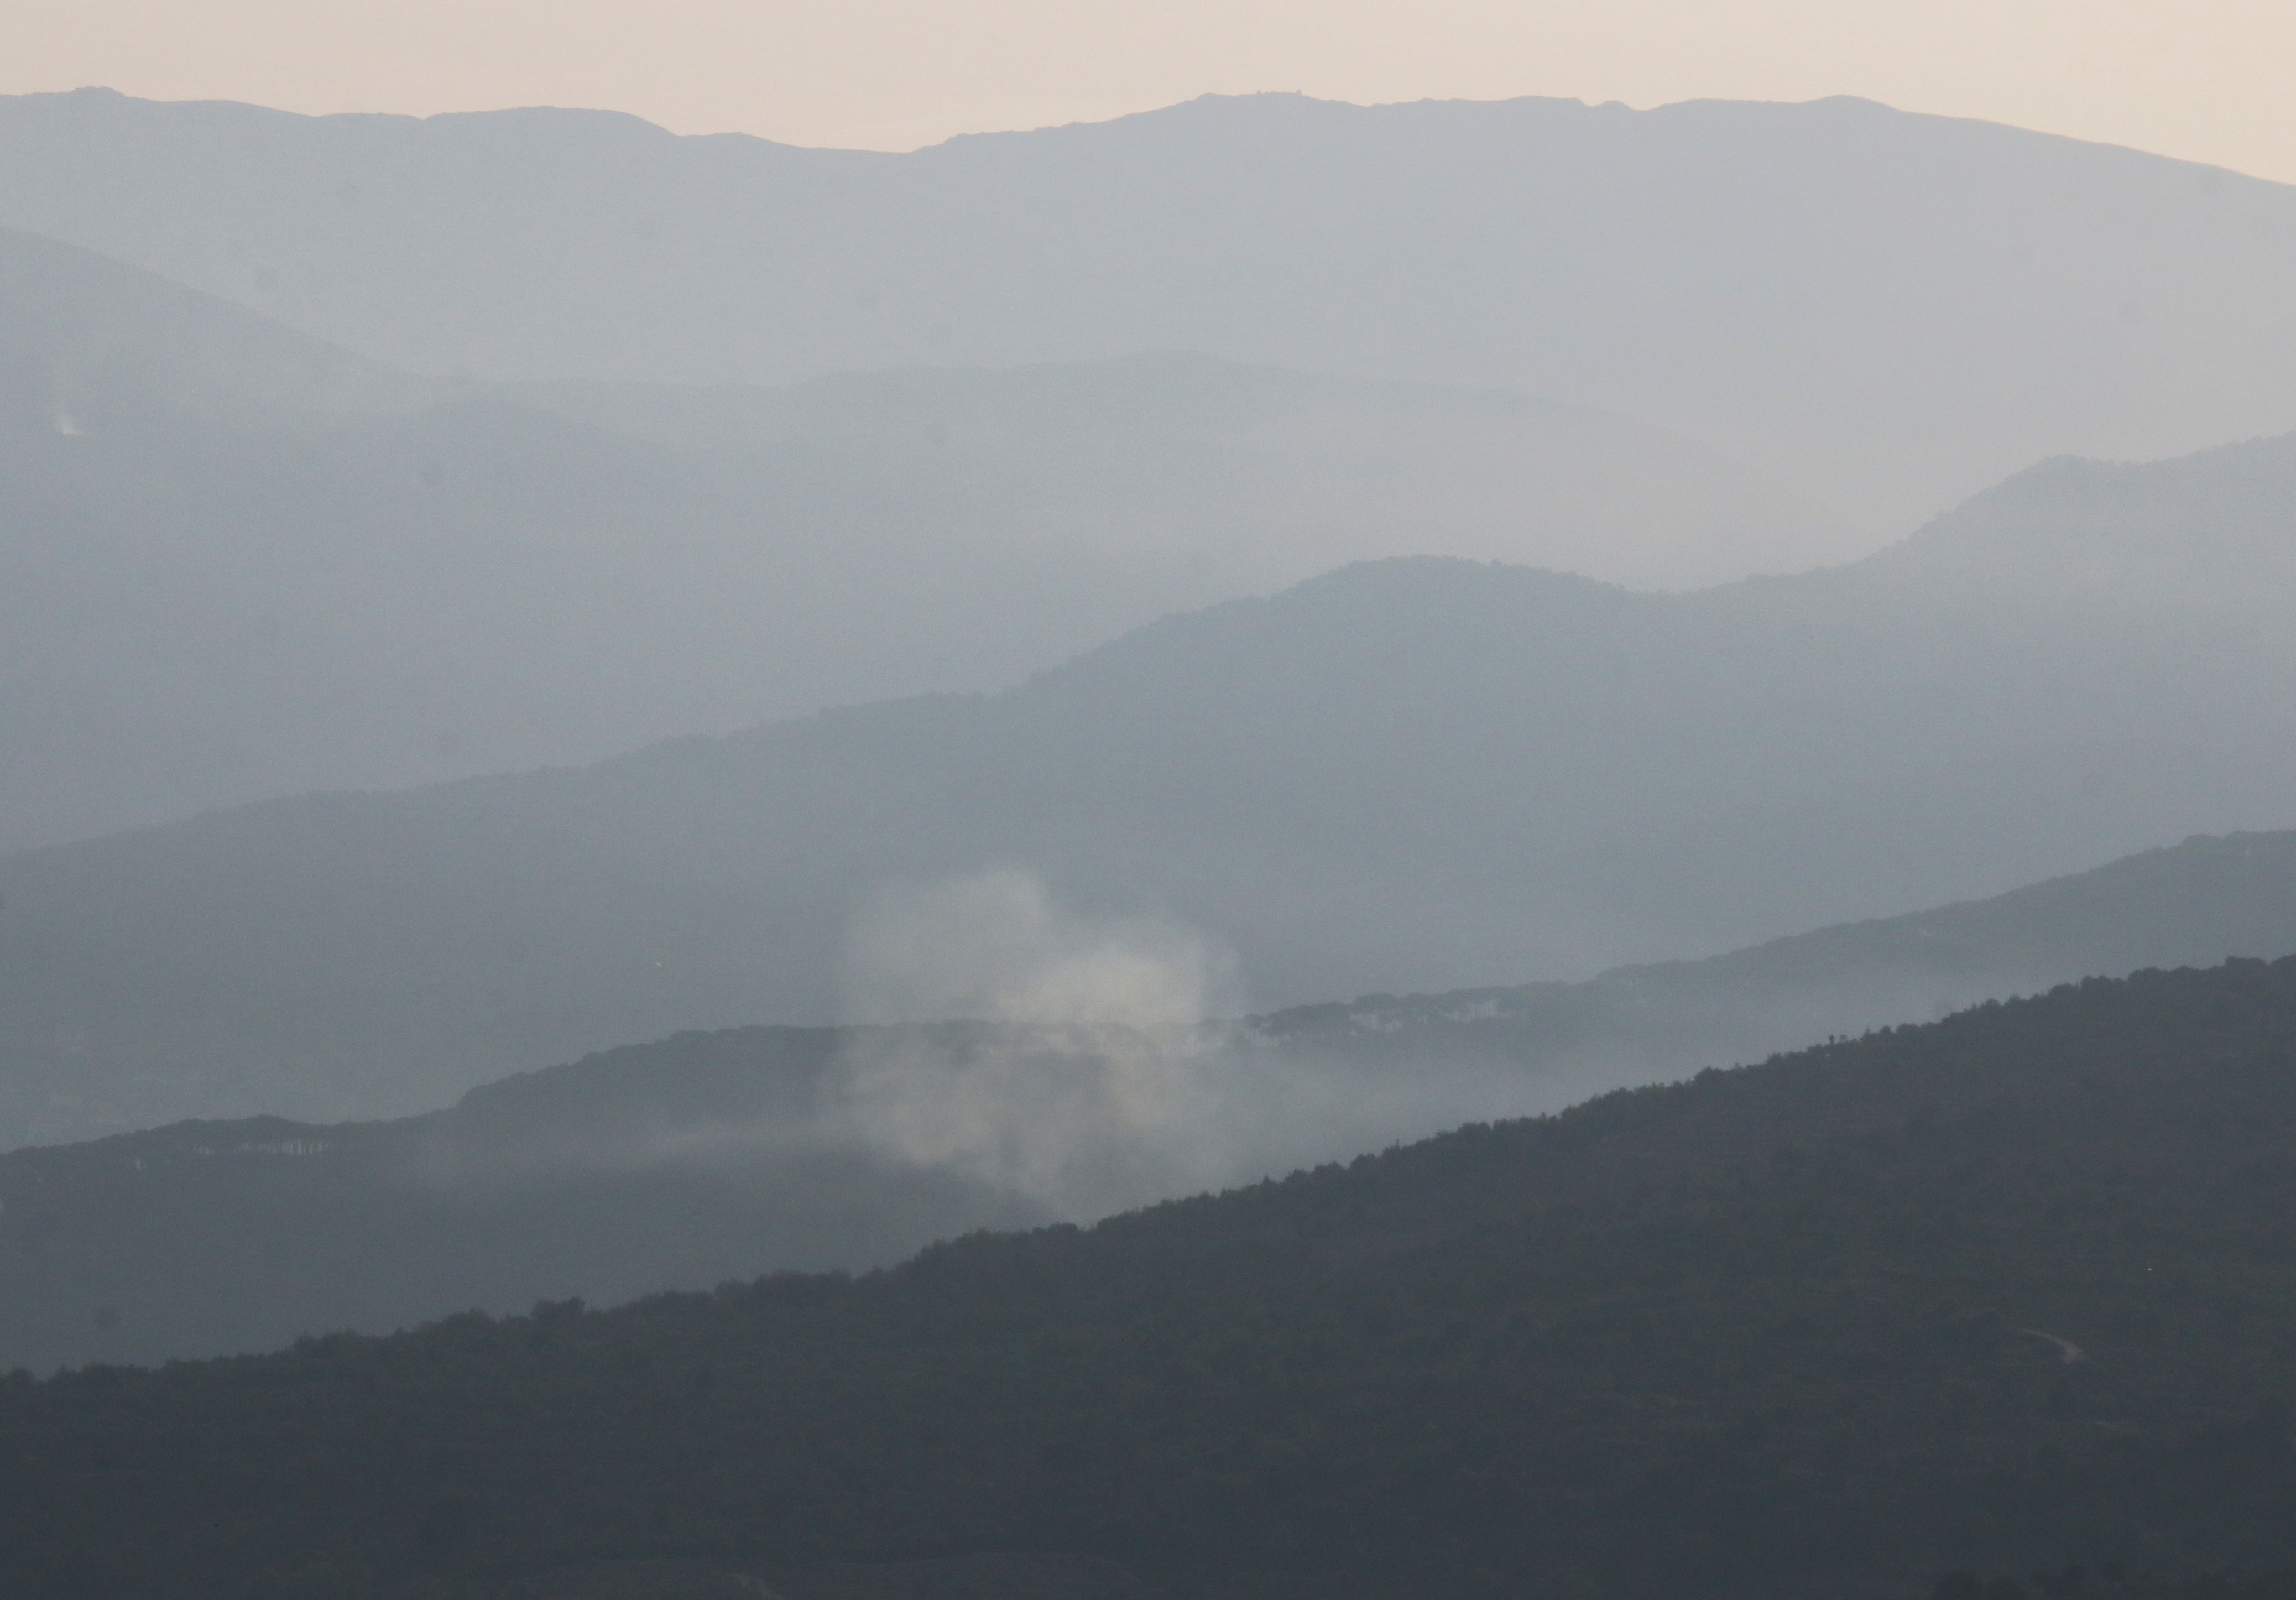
xmin=829 ymin=869 xmax=1577 ymax=1220
xmin=832 ymin=870 xmax=1240 ymax=1214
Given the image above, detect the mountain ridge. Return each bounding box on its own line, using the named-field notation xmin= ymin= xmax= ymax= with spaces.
xmin=3 ymin=223 xmax=1846 ymax=850
xmin=4 ymin=956 xmax=2296 ymax=1597
xmin=6 ymin=428 xmax=2293 ymax=1138
xmin=8 ymin=87 xmax=2295 ymax=528
xmin=6 ymin=829 xmax=2296 ymax=1373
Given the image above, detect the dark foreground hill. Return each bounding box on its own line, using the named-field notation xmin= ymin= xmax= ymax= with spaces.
xmin=6 ymin=957 xmax=2296 ymax=1599
xmin=9 ymin=830 xmax=2296 ymax=1374
xmin=7 ymin=432 xmax=2295 ymax=1135
xmin=0 ymin=1026 xmax=1047 ymax=1374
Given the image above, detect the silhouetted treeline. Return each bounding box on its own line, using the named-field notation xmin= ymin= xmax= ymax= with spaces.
xmin=14 ymin=828 xmax=2296 ymax=1374
xmin=4 ymin=959 xmax=2296 ymax=1599
xmin=1935 ymin=1569 xmax=2296 ymax=1600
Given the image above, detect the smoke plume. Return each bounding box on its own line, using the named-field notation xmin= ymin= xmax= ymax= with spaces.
xmin=831 ymin=871 xmax=1238 ymax=1214
xmin=828 ymin=869 xmax=1563 ymax=1217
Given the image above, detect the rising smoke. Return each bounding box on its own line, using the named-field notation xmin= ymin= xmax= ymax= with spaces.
xmin=828 ymin=870 xmax=1546 ymax=1218
xmin=831 ymin=870 xmax=1238 ymax=1213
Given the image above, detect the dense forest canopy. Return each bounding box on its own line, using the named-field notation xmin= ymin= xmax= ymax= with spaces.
xmin=3 ymin=957 xmax=2294 ymax=1598
xmin=3 ymin=56 xmax=2295 ymax=1600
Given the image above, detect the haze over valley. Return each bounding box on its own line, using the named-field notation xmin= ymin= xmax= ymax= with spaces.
xmin=9 ymin=830 xmax=2296 ymax=1376
xmin=1 ymin=223 xmax=1856 ymax=850
xmin=7 ymin=425 xmax=2295 ymax=1136
xmin=2 ymin=57 xmax=2295 ymax=1600
xmin=5 ymin=87 xmax=2295 ymax=537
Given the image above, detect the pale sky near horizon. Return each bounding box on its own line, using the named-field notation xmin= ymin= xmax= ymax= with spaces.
xmin=4 ymin=0 xmax=2293 ymax=183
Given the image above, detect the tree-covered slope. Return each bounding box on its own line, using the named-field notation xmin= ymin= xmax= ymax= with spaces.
xmin=0 ymin=1021 xmax=1067 ymax=1374
xmin=4 ymin=957 xmax=2296 ymax=1599
xmin=1273 ymin=828 xmax=2296 ymax=1083
xmin=7 ymin=831 xmax=2296 ymax=1375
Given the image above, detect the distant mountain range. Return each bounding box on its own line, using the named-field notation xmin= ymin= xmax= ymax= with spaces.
xmin=6 ymin=955 xmax=2296 ymax=1599
xmin=7 ymin=828 xmax=2296 ymax=1373
xmin=5 ymin=428 xmax=2293 ymax=1135
xmin=0 ymin=223 xmax=1841 ymax=851
xmin=3 ymin=88 xmax=2293 ymax=531
xmin=12 ymin=82 xmax=2296 ymax=1600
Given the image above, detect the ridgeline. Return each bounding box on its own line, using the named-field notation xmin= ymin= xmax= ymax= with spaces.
xmin=2 ymin=958 xmax=2294 ymax=1597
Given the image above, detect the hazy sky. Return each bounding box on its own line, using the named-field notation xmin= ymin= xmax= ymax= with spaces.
xmin=6 ymin=0 xmax=2294 ymax=183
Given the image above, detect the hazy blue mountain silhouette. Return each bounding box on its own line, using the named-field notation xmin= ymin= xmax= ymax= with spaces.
xmin=2 ymin=424 xmax=2293 ymax=1139
xmin=4 ymin=431 xmax=2292 ymax=1133
xmin=3 ymin=88 xmax=2293 ymax=531
xmin=0 ymin=225 xmax=1839 ymax=852
xmin=7 ymin=830 xmax=2296 ymax=1373
xmin=0 ymin=225 xmax=428 ymax=428
xmin=1264 ymin=830 xmax=2296 ymax=1099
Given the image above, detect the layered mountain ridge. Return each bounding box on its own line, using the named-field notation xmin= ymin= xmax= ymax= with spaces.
xmin=6 ymin=426 xmax=2289 ymax=1135
xmin=7 ymin=829 xmax=2296 ymax=1373
xmin=5 ymin=956 xmax=2296 ymax=1597
xmin=5 ymin=89 xmax=2295 ymax=528
xmin=0 ymin=223 xmax=1843 ymax=851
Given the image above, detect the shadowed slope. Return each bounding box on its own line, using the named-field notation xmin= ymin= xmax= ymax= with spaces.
xmin=6 ymin=831 xmax=2296 ymax=1373
xmin=4 ymin=958 xmax=2296 ymax=1598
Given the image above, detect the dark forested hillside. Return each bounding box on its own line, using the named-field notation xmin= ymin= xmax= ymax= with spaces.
xmin=1265 ymin=828 xmax=2296 ymax=1080
xmin=13 ymin=830 xmax=2296 ymax=1376
xmin=3 ymin=957 xmax=2295 ymax=1599
xmin=0 ymin=1025 xmax=1046 ymax=1374
xmin=15 ymin=58 xmax=2296 ymax=1600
